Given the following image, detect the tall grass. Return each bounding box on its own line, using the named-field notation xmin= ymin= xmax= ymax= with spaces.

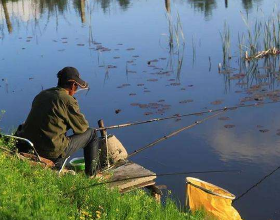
xmin=165 ymin=10 xmax=186 ymax=79
xmin=165 ymin=10 xmax=185 ymax=54
xmin=240 ymin=7 xmax=280 ymax=59
xmin=0 ymin=138 xmax=208 ymax=220
xmin=221 ymin=7 xmax=280 ymax=61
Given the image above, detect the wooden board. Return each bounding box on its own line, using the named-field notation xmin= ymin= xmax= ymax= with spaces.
xmin=104 ymin=161 xmax=156 ymax=192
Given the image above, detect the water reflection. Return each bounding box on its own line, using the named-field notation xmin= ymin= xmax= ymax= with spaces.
xmin=241 ymin=0 xmax=263 ymax=11
xmin=73 ymin=0 xmax=86 ymax=23
xmin=221 ymin=56 xmax=280 ymax=102
xmin=0 ymin=0 xmax=132 ymax=27
xmin=35 ymin=0 xmax=68 ymax=13
xmin=95 ymin=0 xmax=130 ymax=12
xmin=0 ymin=0 xmax=12 ymax=33
xmin=187 ymin=0 xmax=217 ymax=19
xmin=0 ymin=0 xmax=68 ymax=31
xmin=0 ymin=0 xmax=266 ymax=31
xmin=186 ymin=0 xmax=264 ymax=19
xmin=165 ymin=0 xmax=171 ymax=13
xmin=210 ymin=117 xmax=280 ymax=166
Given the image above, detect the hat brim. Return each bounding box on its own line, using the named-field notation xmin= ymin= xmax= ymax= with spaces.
xmin=70 ymin=78 xmax=88 ymax=89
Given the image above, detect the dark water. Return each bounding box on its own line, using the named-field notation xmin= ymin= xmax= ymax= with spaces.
xmin=1 ymin=0 xmax=280 ymax=219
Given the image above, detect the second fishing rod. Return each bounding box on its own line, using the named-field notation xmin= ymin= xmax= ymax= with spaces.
xmin=100 ymin=110 xmax=227 ymax=173
xmin=95 ymin=100 xmax=280 ymax=132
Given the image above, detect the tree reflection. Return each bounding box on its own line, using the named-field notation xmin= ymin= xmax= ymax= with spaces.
xmin=73 ymin=0 xmax=86 ymax=23
xmin=33 ymin=0 xmax=68 ymax=14
xmin=95 ymin=0 xmax=130 ymax=12
xmin=0 ymin=0 xmax=13 ymax=33
xmin=118 ymin=0 xmax=130 ymax=10
xmin=241 ymin=0 xmax=263 ymax=11
xmin=187 ymin=0 xmax=217 ymax=19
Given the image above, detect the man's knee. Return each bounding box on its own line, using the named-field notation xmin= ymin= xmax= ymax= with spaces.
xmin=85 ymin=128 xmax=97 ymax=140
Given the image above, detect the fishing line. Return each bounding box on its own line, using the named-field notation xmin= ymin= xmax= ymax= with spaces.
xmin=95 ymin=101 xmax=280 ymax=131
xmin=65 ymin=169 xmax=241 ymax=195
xmin=233 ymin=165 xmax=280 ymax=203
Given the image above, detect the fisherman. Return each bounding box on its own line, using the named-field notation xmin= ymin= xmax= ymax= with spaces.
xmin=16 ymin=67 xmax=99 ymax=176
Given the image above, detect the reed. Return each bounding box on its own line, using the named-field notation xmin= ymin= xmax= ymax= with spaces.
xmin=239 ymin=7 xmax=280 ymax=60
xmin=220 ymin=21 xmax=231 ymax=64
xmin=165 ymin=10 xmax=186 ymax=78
xmin=165 ymin=10 xmax=185 ymax=54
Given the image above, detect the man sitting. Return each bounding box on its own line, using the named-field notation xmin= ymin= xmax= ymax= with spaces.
xmin=16 ymin=67 xmax=99 ymax=176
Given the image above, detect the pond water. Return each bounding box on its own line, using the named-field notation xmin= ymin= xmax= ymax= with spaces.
xmin=1 ymin=0 xmax=280 ymax=219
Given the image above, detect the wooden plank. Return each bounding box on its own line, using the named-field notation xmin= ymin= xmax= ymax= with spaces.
xmin=105 ymin=161 xmax=156 ymax=191
xmin=120 ymin=181 xmax=156 ymax=193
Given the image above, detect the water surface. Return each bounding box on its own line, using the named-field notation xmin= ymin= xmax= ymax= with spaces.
xmin=1 ymin=0 xmax=280 ymax=219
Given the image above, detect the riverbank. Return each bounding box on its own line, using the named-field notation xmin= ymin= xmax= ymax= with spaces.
xmin=0 ymin=138 xmax=208 ymax=220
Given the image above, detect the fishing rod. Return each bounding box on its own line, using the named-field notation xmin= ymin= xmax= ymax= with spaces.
xmin=65 ymin=169 xmax=241 ymax=195
xmin=100 ymin=110 xmax=226 ymax=173
xmin=128 ymin=110 xmax=225 ymax=158
xmin=95 ymin=100 xmax=280 ymax=131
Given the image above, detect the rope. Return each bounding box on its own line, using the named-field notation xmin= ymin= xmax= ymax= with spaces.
xmin=65 ymin=169 xmax=241 ymax=195
xmin=233 ymin=166 xmax=280 ymax=203
xmin=95 ymin=101 xmax=280 ymax=131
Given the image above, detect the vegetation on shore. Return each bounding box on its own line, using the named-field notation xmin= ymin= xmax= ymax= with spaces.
xmin=0 ymin=136 xmax=209 ymax=220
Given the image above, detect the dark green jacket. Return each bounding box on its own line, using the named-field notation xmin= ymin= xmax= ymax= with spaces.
xmin=18 ymin=87 xmax=89 ymax=159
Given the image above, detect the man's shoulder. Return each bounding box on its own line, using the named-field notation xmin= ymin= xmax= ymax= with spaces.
xmin=36 ymin=87 xmax=75 ymax=105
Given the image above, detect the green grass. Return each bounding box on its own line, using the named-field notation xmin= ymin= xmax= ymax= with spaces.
xmin=0 ymin=139 xmax=208 ymax=220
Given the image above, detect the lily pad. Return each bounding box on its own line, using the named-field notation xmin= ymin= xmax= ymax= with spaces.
xmin=115 ymin=109 xmax=121 ymax=114
xmin=218 ymin=117 xmax=230 ymax=121
xmin=147 ymin=79 xmax=158 ymax=82
xmin=170 ymin=83 xmax=181 ymax=86
xmin=179 ymin=100 xmax=193 ymax=104
xmin=144 ymin=112 xmax=153 ymax=116
xmin=130 ymin=103 xmax=140 ymax=106
xmin=259 ymin=129 xmax=269 ymax=133
xmin=108 ymin=65 xmax=117 ymax=69
xmin=211 ymin=100 xmax=223 ymax=105
xmin=224 ymin=124 xmax=235 ymax=128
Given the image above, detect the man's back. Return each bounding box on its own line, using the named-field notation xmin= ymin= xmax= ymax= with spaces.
xmin=18 ymin=87 xmax=89 ymax=159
